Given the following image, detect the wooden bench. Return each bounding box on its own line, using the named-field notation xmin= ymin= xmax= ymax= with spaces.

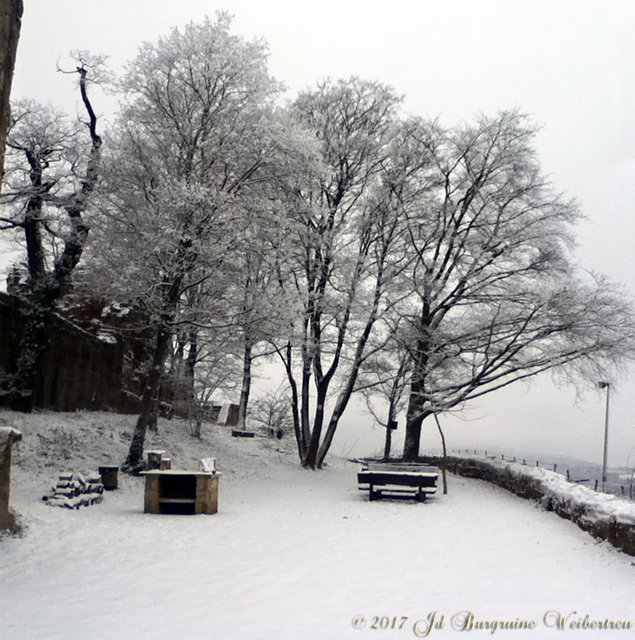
xmin=358 ymin=463 xmax=438 ymax=502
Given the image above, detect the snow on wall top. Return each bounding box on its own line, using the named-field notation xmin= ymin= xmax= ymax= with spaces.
xmin=463 ymin=453 xmax=635 ymax=525
xmin=0 ymin=427 xmax=22 ymax=450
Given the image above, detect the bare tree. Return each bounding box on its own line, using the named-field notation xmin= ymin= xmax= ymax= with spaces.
xmin=394 ymin=111 xmax=635 ymax=460
xmin=358 ymin=342 xmax=411 ymax=461
xmin=225 ymin=201 xmax=291 ymax=431
xmin=0 ymin=54 xmax=103 ymax=410
xmin=273 ymin=77 xmax=412 ymax=468
xmin=249 ymin=385 xmax=294 ymax=440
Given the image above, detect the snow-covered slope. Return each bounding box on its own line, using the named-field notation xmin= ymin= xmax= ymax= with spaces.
xmin=1 ymin=410 xmax=634 ymax=639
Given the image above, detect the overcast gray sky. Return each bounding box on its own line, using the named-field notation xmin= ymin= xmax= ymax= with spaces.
xmin=4 ymin=0 xmax=635 ymax=466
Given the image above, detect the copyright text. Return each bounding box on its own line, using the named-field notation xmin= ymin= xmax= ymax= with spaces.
xmin=351 ymin=610 xmax=632 ymax=635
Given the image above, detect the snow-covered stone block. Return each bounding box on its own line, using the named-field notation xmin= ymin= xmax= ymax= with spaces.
xmin=0 ymin=427 xmax=22 ymax=529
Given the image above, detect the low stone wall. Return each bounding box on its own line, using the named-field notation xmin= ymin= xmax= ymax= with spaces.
xmin=444 ymin=456 xmax=635 ymax=557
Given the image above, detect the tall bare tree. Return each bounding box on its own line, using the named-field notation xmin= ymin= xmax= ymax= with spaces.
xmin=394 ymin=111 xmax=635 ymax=460
xmin=0 ymin=54 xmax=103 ymax=410
xmin=274 ymin=77 xmax=413 ymax=468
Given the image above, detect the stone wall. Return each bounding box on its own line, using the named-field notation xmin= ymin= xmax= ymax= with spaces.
xmin=0 ymin=292 xmax=131 ymax=412
xmin=0 ymin=293 xmax=192 ymax=416
xmin=444 ymin=456 xmax=635 ymax=557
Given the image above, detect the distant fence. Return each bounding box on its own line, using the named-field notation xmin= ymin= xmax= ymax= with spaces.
xmin=451 ymin=448 xmax=635 ymax=501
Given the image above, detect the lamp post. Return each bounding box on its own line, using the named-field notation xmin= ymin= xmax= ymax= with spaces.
xmin=598 ymin=381 xmax=610 ymax=492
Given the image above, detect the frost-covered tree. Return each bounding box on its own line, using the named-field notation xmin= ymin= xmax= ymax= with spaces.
xmin=274 ymin=77 xmax=413 ymax=468
xmin=230 ymin=214 xmax=285 ymax=430
xmin=393 ymin=111 xmax=635 ymax=460
xmin=0 ymin=54 xmax=103 ymax=410
xmin=84 ymin=14 xmax=296 ymax=471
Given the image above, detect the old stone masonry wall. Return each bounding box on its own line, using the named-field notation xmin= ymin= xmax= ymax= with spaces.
xmin=445 ymin=455 xmax=635 ymax=556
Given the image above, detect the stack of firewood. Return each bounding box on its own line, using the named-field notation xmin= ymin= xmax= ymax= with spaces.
xmin=42 ymin=472 xmax=105 ymax=509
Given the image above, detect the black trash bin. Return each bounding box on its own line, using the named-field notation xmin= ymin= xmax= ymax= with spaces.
xmin=98 ymin=465 xmax=119 ymax=491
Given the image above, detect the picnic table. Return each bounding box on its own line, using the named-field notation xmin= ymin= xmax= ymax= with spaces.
xmin=140 ymin=468 xmax=221 ymax=515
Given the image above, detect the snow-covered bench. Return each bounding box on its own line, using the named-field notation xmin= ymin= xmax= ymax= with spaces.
xmin=358 ymin=462 xmax=438 ymax=502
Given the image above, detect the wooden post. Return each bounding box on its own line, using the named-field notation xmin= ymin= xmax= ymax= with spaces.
xmin=196 ymin=475 xmax=219 ymax=514
xmin=146 ymin=450 xmax=165 ymax=470
xmin=143 ymin=474 xmax=161 ymax=514
xmin=0 ymin=427 xmax=22 ymax=529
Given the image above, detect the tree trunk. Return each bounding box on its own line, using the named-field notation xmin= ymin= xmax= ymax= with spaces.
xmin=403 ymin=412 xmax=427 ymax=462
xmin=434 ymin=414 xmax=448 ymax=494
xmin=0 ymin=0 xmax=22 ymax=184
xmin=402 ymin=302 xmax=432 ymax=461
xmin=170 ymin=331 xmax=186 ymax=374
xmin=3 ymin=155 xmax=52 ymax=411
xmin=186 ymin=330 xmax=197 ymax=385
xmin=278 ymin=342 xmax=305 ymax=460
xmin=123 ymin=321 xmax=171 ymax=472
xmin=300 ymin=342 xmax=312 ymax=448
xmin=302 ymin=383 xmax=327 ymax=469
xmin=237 ymin=337 xmax=252 ymax=430
xmin=383 ymin=359 xmax=407 ymax=461
xmin=186 ymin=329 xmax=200 ymax=437
xmin=124 ymin=273 xmax=183 ymax=472
xmin=383 ymin=400 xmax=397 ymax=461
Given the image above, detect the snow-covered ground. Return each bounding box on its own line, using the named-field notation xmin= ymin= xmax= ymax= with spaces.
xmin=1 ymin=410 xmax=634 ymax=639
xmin=450 ymin=453 xmax=635 ymax=534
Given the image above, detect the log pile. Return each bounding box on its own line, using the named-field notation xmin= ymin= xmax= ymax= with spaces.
xmin=42 ymin=472 xmax=104 ymax=509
